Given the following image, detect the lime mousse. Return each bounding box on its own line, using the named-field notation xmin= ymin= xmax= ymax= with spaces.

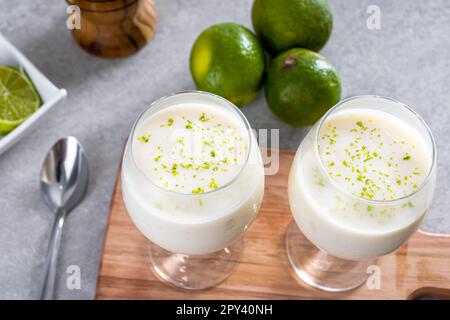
xmin=132 ymin=103 xmax=249 ymax=194
xmin=288 ymin=97 xmax=435 ymax=260
xmin=121 ymin=92 xmax=265 ymax=255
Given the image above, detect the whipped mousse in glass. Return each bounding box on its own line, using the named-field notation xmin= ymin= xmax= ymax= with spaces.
xmin=287 ymin=96 xmax=436 ymax=292
xmin=121 ymin=91 xmax=264 ymax=289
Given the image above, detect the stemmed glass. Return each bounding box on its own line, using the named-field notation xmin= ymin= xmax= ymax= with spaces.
xmin=121 ymin=91 xmax=265 ymax=289
xmin=286 ymin=96 xmax=437 ymax=292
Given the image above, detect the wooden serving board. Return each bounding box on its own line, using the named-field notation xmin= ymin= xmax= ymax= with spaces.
xmin=96 ymin=150 xmax=450 ymax=299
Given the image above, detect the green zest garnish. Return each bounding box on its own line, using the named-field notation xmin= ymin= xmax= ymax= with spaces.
xmin=208 ymin=178 xmax=219 ymax=189
xmin=199 ymin=113 xmax=210 ymax=122
xmin=192 ymin=187 xmax=204 ymax=194
xmin=137 ymin=134 xmax=152 ymax=143
xmin=171 ymin=164 xmax=178 ymax=176
xmin=356 ymin=121 xmax=368 ymax=130
xmin=202 ymin=162 xmax=210 ymax=169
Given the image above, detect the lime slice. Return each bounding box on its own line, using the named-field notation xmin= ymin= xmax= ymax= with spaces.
xmin=0 ymin=65 xmax=41 ymax=135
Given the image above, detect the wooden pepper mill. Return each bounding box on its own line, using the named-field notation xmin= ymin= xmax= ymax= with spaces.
xmin=67 ymin=0 xmax=157 ymax=59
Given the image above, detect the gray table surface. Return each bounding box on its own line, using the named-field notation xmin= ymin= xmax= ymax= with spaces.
xmin=0 ymin=0 xmax=449 ymax=300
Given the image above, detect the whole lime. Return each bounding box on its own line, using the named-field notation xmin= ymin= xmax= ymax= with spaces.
xmin=252 ymin=0 xmax=333 ymax=55
xmin=190 ymin=23 xmax=266 ymax=108
xmin=265 ymin=48 xmax=341 ymax=127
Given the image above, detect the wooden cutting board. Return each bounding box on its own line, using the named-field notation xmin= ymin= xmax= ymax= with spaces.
xmin=96 ymin=150 xmax=450 ymax=299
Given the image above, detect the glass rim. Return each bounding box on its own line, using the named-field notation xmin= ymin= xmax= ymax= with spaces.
xmin=127 ymin=90 xmax=253 ymax=197
xmin=313 ymin=95 xmax=437 ymax=204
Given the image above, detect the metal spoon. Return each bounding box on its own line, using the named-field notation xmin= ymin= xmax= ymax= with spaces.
xmin=39 ymin=136 xmax=89 ymax=300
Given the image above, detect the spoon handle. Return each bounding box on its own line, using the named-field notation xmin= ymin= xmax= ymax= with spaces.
xmin=40 ymin=208 xmax=67 ymax=300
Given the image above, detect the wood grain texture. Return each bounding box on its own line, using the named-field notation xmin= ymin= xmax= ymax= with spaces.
xmin=68 ymin=0 xmax=157 ymax=59
xmin=96 ymin=150 xmax=450 ymax=299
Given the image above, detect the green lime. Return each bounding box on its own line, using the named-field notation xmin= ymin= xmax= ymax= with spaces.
xmin=0 ymin=65 xmax=41 ymax=135
xmin=252 ymin=0 xmax=333 ymax=55
xmin=190 ymin=22 xmax=266 ymax=108
xmin=265 ymin=48 xmax=341 ymax=127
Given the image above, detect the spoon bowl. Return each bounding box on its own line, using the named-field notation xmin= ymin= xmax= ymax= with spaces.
xmin=40 ymin=136 xmax=89 ymax=212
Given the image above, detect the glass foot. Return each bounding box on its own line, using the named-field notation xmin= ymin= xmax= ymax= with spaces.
xmin=148 ymin=238 xmax=243 ymax=290
xmin=286 ymin=221 xmax=374 ymax=292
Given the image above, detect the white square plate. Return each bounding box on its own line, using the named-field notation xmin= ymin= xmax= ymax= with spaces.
xmin=0 ymin=33 xmax=67 ymax=157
